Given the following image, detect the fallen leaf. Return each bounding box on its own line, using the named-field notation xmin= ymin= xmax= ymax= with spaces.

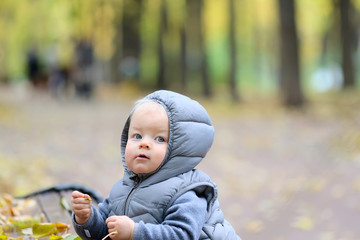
xmin=32 ymin=223 xmax=57 ymax=238
xmin=308 ymin=178 xmax=327 ymax=192
xmin=63 ymin=235 xmax=82 ymax=240
xmin=8 ymin=215 xmax=40 ymax=231
xmin=292 ymin=216 xmax=314 ymax=231
xmin=331 ymin=185 xmax=345 ymax=199
xmin=56 ymin=222 xmax=70 ymax=232
xmin=352 ymin=178 xmax=360 ymax=192
xmin=0 ymin=235 xmax=8 ymax=240
xmin=50 ymin=234 xmax=64 ymax=240
xmin=60 ymin=197 xmax=71 ymax=212
xmin=0 ymin=229 xmax=6 ymax=240
xmin=245 ymin=220 xmax=263 ymax=233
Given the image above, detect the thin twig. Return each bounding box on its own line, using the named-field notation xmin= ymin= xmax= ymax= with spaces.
xmin=101 ymin=231 xmax=118 ymax=240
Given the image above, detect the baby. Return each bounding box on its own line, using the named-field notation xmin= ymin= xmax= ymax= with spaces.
xmin=71 ymin=90 xmax=241 ymax=240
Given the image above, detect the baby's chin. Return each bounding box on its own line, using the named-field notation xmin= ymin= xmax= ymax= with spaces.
xmin=130 ymin=167 xmax=153 ymax=175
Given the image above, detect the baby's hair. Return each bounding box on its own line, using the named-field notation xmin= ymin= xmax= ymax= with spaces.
xmin=134 ymin=99 xmax=157 ymax=108
xmin=129 ymin=99 xmax=167 ymax=120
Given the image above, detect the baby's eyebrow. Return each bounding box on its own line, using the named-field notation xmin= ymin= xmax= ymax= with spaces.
xmin=158 ymin=127 xmax=168 ymax=132
xmin=157 ymin=126 xmax=169 ymax=133
xmin=130 ymin=125 xmax=142 ymax=131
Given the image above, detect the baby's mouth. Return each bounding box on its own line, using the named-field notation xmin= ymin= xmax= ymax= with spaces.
xmin=137 ymin=154 xmax=149 ymax=160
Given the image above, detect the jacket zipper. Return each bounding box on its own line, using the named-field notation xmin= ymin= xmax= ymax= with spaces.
xmin=123 ymin=176 xmax=140 ymax=215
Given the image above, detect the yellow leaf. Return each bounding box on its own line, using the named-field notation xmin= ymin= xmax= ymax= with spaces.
xmin=352 ymin=178 xmax=360 ymax=192
xmin=308 ymin=178 xmax=327 ymax=192
xmin=32 ymin=223 xmax=57 ymax=238
xmin=8 ymin=216 xmax=40 ymax=231
xmin=292 ymin=216 xmax=314 ymax=231
xmin=331 ymin=185 xmax=345 ymax=199
xmin=245 ymin=220 xmax=263 ymax=233
xmin=64 ymin=235 xmax=82 ymax=240
xmin=56 ymin=222 xmax=70 ymax=233
xmin=50 ymin=234 xmax=63 ymax=240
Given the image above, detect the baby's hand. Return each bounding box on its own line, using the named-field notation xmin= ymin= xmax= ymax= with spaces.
xmin=106 ymin=216 xmax=134 ymax=240
xmin=71 ymin=191 xmax=92 ymax=225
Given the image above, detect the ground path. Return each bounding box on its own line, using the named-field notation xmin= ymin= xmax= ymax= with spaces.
xmin=0 ymin=84 xmax=359 ymax=240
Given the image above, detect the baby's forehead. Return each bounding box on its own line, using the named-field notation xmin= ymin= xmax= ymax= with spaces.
xmin=130 ymin=101 xmax=170 ymax=130
xmin=134 ymin=100 xmax=167 ymax=113
xmin=131 ymin=100 xmax=169 ymax=121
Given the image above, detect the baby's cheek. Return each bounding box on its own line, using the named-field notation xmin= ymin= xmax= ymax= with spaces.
xmin=124 ymin=153 xmax=131 ymax=165
xmin=124 ymin=147 xmax=134 ymax=168
xmin=124 ymin=145 xmax=131 ymax=159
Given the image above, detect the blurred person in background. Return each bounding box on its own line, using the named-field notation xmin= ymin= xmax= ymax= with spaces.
xmin=73 ymin=39 xmax=95 ymax=100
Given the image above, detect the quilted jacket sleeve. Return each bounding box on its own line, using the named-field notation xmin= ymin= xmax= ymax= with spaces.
xmin=72 ymin=197 xmax=111 ymax=240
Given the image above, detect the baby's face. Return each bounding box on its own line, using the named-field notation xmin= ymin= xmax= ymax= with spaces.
xmin=125 ymin=102 xmax=169 ymax=174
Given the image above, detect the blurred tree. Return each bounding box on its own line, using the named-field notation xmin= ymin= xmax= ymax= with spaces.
xmin=2 ymin=0 xmax=358 ymax=97
xmin=110 ymin=0 xmax=123 ymax=83
xmin=339 ymin=0 xmax=356 ymax=88
xmin=157 ymin=0 xmax=167 ymax=89
xmin=229 ymin=0 xmax=239 ymax=101
xmin=178 ymin=0 xmax=187 ymax=92
xmin=198 ymin=0 xmax=211 ymax=97
xmin=278 ymin=0 xmax=304 ymax=107
xmin=180 ymin=24 xmax=187 ymax=92
xmin=186 ymin=0 xmax=211 ymax=97
xmin=122 ymin=0 xmax=143 ymax=79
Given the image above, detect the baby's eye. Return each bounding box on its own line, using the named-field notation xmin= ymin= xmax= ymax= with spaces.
xmin=156 ymin=136 xmax=165 ymax=142
xmin=134 ymin=134 xmax=142 ymax=139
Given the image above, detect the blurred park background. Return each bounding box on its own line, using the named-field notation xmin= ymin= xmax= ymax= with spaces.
xmin=1 ymin=0 xmax=360 ymax=239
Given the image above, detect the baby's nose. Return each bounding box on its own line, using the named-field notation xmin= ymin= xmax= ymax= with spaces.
xmin=139 ymin=138 xmax=151 ymax=149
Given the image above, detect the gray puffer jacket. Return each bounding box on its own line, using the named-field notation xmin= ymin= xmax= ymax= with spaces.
xmin=73 ymin=90 xmax=241 ymax=240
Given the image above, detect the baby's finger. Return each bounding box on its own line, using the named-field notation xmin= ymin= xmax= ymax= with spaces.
xmin=72 ymin=202 xmax=91 ymax=211
xmin=73 ymin=207 xmax=91 ymax=215
xmin=72 ymin=191 xmax=85 ymax=199
xmin=72 ymin=196 xmax=90 ymax=205
xmin=105 ymin=216 xmax=117 ymax=224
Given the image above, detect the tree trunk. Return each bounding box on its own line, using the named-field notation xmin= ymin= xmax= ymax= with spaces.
xmin=278 ymin=0 xmax=304 ymax=107
xmin=197 ymin=0 xmax=211 ymax=97
xmin=157 ymin=0 xmax=167 ymax=89
xmin=199 ymin=28 xmax=211 ymax=97
xmin=180 ymin=26 xmax=187 ymax=92
xmin=186 ymin=0 xmax=211 ymax=97
xmin=339 ymin=0 xmax=355 ymax=88
xmin=229 ymin=0 xmax=239 ymax=101
xmin=199 ymin=0 xmax=211 ymax=97
xmin=122 ymin=0 xmax=142 ymax=79
xmin=110 ymin=1 xmax=123 ymax=83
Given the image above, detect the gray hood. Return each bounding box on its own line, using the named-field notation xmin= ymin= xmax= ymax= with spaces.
xmin=121 ymin=90 xmax=214 ymax=186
